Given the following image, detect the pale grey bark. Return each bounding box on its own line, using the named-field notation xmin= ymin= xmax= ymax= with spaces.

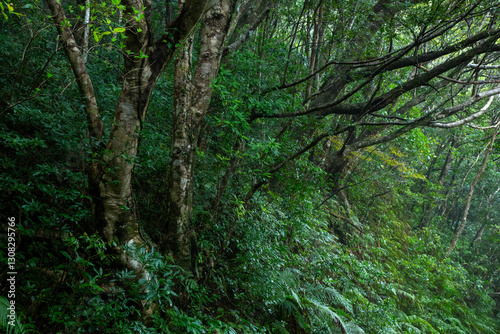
xmin=348 ymin=86 xmax=500 ymax=151
xmin=223 ymin=2 xmax=271 ymax=57
xmin=468 ymin=63 xmax=500 ymax=69
xmin=45 ymin=0 xmax=213 ymax=307
xmin=432 ymin=88 xmax=500 ymax=120
xmin=46 ymin=0 xmax=103 ymax=142
xmin=161 ymin=0 xmax=233 ymax=271
xmin=430 ymin=95 xmax=496 ymax=128
xmin=82 ymin=0 xmax=90 ymax=63
xmin=471 ymin=223 xmax=487 ymax=247
xmin=227 ymin=0 xmax=270 ymax=45
xmin=305 ymin=2 xmax=322 ymax=101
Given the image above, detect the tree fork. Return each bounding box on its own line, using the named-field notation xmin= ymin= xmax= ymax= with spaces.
xmin=46 ymin=0 xmax=213 ymax=317
xmin=161 ymin=0 xmax=234 ymax=272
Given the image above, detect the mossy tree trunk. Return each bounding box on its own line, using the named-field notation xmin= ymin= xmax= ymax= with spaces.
xmin=46 ymin=0 xmax=211 ymax=276
xmin=160 ymin=0 xmax=234 ymax=272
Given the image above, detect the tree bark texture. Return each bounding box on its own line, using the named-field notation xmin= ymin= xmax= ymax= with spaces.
xmin=305 ymin=2 xmax=323 ymax=101
xmin=471 ymin=223 xmax=487 ymax=247
xmin=161 ymin=0 xmax=233 ymax=271
xmin=46 ymin=0 xmax=211 ymax=276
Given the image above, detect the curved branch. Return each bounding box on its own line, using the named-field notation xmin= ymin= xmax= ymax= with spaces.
xmin=223 ymin=4 xmax=271 ymax=57
xmin=352 ymin=88 xmax=500 ymax=148
xmin=430 ymin=95 xmax=496 ymax=128
xmin=468 ymin=63 xmax=500 ymax=69
xmin=435 ymin=86 xmax=500 ymax=119
xmin=45 ymin=0 xmax=104 ymax=142
xmin=244 ymin=133 xmax=330 ymax=204
xmin=251 ymin=31 xmax=500 ymax=120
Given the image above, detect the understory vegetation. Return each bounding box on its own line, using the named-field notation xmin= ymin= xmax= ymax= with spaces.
xmin=1 ymin=0 xmax=500 ymax=333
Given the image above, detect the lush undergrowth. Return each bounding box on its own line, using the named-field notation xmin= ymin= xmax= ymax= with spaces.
xmin=2 ymin=1 xmax=500 ymax=333
xmin=1 ymin=112 xmax=498 ymax=332
xmin=1 ymin=53 xmax=499 ymax=334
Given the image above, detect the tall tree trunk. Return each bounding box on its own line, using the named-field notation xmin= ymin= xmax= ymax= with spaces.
xmin=46 ymin=0 xmax=211 ymax=276
xmin=161 ymin=0 xmax=233 ymax=272
xmin=82 ymin=0 xmax=91 ymax=62
xmin=305 ymin=1 xmax=323 ymax=101
xmin=162 ymin=33 xmax=197 ymax=271
xmin=447 ymin=124 xmax=498 ymax=255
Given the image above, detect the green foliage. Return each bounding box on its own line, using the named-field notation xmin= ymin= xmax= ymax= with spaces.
xmin=2 ymin=0 xmax=500 ymax=333
xmin=0 ymin=297 xmax=35 ymax=334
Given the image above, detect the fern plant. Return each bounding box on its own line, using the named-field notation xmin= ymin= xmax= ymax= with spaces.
xmin=0 ymin=297 xmax=33 ymax=334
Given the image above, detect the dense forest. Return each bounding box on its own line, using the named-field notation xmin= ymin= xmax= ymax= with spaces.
xmin=1 ymin=0 xmax=500 ymax=332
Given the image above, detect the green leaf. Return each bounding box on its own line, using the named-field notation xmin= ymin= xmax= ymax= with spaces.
xmin=61 ymin=251 xmax=72 ymax=260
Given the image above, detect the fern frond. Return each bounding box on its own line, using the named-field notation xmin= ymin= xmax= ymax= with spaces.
xmin=288 ymin=290 xmax=302 ymax=309
xmin=316 ymin=285 xmax=353 ymax=315
xmin=0 ymin=297 xmax=32 ymax=334
xmin=400 ymin=315 xmax=437 ymax=333
xmin=303 ymin=297 xmax=347 ymax=333
xmin=470 ymin=318 xmax=498 ymax=334
xmin=280 ymin=298 xmax=299 ymax=316
xmin=389 ymin=283 xmax=419 ymax=309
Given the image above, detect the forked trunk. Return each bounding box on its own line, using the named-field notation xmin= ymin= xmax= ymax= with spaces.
xmin=46 ymin=0 xmax=212 ymax=287
xmin=161 ymin=0 xmax=233 ymax=272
